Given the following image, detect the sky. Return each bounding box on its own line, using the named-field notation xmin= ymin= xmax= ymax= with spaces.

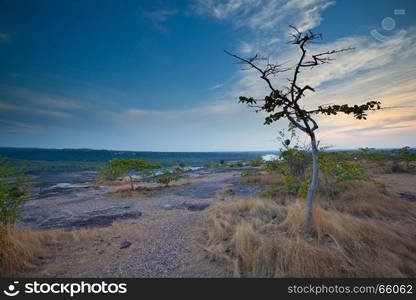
xmin=0 ymin=0 xmax=415 ymax=151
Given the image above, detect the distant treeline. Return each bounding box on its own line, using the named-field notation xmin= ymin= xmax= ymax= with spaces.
xmin=0 ymin=147 xmax=278 ymax=170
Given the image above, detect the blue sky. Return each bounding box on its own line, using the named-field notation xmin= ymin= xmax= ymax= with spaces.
xmin=0 ymin=0 xmax=415 ymax=151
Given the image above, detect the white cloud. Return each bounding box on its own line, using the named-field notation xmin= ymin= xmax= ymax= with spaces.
xmin=144 ymin=8 xmax=178 ymax=32
xmin=1 ymin=86 xmax=83 ymax=110
xmin=191 ymin=0 xmax=416 ymax=148
xmin=232 ymin=28 xmax=416 ymax=101
xmin=29 ymin=97 xmax=82 ymax=110
xmin=0 ymin=100 xmax=73 ymax=119
xmin=191 ymin=0 xmax=333 ymax=32
xmin=209 ymin=83 xmax=224 ymax=90
xmin=239 ymin=41 xmax=254 ymax=54
xmin=114 ymin=101 xmax=244 ymax=123
xmin=191 ymin=0 xmax=261 ymax=20
xmin=0 ymin=102 xmax=19 ymax=111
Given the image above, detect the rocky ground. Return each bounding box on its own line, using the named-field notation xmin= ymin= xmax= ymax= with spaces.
xmin=17 ymin=166 xmax=416 ymax=277
xmin=18 ymin=167 xmax=262 ymax=277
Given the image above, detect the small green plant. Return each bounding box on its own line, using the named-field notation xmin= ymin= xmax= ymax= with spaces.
xmin=264 ymin=160 xmax=280 ymax=173
xmin=241 ymin=170 xmax=259 ymax=177
xmin=261 ymin=189 xmax=276 ymax=199
xmin=156 ymin=174 xmax=181 ymax=186
xmin=249 ymin=158 xmax=263 ymax=167
xmin=96 ymin=161 xmax=125 ymax=180
xmin=319 ymin=155 xmax=370 ymax=182
xmin=173 ymin=167 xmax=183 ymax=173
xmin=276 ymin=123 xmax=310 ymax=179
xmin=280 ymin=174 xmax=310 ymax=198
xmin=375 ymin=181 xmax=387 ymax=194
xmin=0 ymin=158 xmax=31 ymax=240
xmin=97 ymin=158 xmax=162 ymax=190
xmin=398 ymin=146 xmax=416 ymax=170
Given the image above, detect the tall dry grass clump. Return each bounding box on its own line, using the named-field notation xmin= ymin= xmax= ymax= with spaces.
xmin=0 ymin=226 xmax=77 ymax=277
xmin=205 ymin=180 xmax=416 ymax=277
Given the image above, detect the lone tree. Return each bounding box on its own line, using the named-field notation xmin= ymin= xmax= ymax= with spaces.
xmin=98 ymin=158 xmax=162 ymax=191
xmin=227 ymin=26 xmax=381 ymax=228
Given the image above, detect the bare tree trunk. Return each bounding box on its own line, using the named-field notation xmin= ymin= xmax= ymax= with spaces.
xmin=305 ymin=132 xmax=319 ymax=228
xmin=129 ymin=176 xmax=134 ymax=191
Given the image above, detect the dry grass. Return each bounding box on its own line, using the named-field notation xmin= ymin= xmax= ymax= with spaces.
xmin=241 ymin=172 xmax=283 ymax=186
xmin=204 ymin=175 xmax=416 ymax=277
xmin=318 ymin=180 xmax=416 ymax=220
xmin=105 ymin=179 xmax=194 ymax=198
xmin=0 ymin=226 xmax=85 ymax=277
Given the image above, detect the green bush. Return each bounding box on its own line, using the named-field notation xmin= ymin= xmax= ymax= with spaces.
xmin=97 ymin=158 xmax=163 ymax=191
xmin=249 ymin=158 xmax=263 ymax=167
xmin=173 ymin=167 xmax=184 ymax=173
xmin=240 ymin=170 xmax=260 ymax=177
xmin=264 ymin=160 xmax=281 ymax=173
xmin=97 ymin=158 xmax=162 ymax=180
xmin=96 ymin=162 xmax=125 ymax=180
xmin=281 ymin=174 xmax=310 ymax=198
xmin=398 ymin=146 xmax=416 ymax=170
xmin=319 ymin=156 xmax=370 ymax=182
xmin=227 ymin=161 xmax=244 ymax=167
xmin=0 ymin=158 xmax=30 ymax=239
xmin=156 ymin=175 xmax=181 ymax=186
xmin=275 ymin=124 xmax=310 ymax=179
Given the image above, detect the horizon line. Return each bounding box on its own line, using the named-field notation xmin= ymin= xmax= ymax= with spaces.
xmin=0 ymin=146 xmax=414 ymax=153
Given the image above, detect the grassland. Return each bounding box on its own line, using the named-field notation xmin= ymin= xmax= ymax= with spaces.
xmin=204 ymin=151 xmax=416 ymax=277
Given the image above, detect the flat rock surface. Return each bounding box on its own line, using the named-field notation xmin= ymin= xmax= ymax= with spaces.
xmin=19 ymin=167 xmax=257 ymax=277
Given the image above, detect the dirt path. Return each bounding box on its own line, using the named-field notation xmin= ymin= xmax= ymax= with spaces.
xmin=20 ymin=168 xmax=259 ymax=277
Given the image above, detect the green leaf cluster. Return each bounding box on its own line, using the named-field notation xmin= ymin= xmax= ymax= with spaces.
xmin=0 ymin=158 xmax=31 ymax=239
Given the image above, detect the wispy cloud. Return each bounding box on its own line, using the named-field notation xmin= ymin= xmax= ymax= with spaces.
xmin=191 ymin=0 xmax=416 ymax=148
xmin=209 ymin=83 xmax=224 ymax=90
xmin=29 ymin=96 xmax=82 ymax=110
xmin=144 ymin=8 xmax=178 ymax=32
xmin=239 ymin=41 xmax=254 ymax=54
xmin=0 ymin=100 xmax=73 ymax=119
xmin=2 ymin=86 xmax=83 ymax=110
xmin=107 ymin=100 xmax=278 ymax=151
xmin=190 ymin=0 xmax=261 ymax=20
xmin=234 ymin=28 xmax=416 ymax=101
xmin=191 ymin=0 xmax=333 ymax=32
xmin=114 ymin=101 xmax=243 ymax=122
xmin=0 ymin=119 xmax=40 ymax=133
xmin=0 ymin=102 xmax=19 ymax=111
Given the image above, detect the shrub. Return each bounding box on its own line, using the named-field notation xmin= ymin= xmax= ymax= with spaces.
xmin=96 ymin=162 xmax=125 ymax=180
xmin=240 ymin=170 xmax=260 ymax=177
xmin=264 ymin=160 xmax=281 ymax=173
xmin=228 ymin=161 xmax=244 ymax=167
xmin=0 ymin=158 xmax=30 ymax=240
xmin=274 ymin=124 xmax=310 ymax=179
xmin=97 ymin=158 xmax=162 ymax=190
xmin=156 ymin=175 xmax=181 ymax=186
xmin=319 ymin=155 xmax=370 ymax=182
xmin=249 ymin=158 xmax=263 ymax=167
xmin=398 ymin=146 xmax=416 ymax=171
xmin=173 ymin=167 xmax=183 ymax=173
